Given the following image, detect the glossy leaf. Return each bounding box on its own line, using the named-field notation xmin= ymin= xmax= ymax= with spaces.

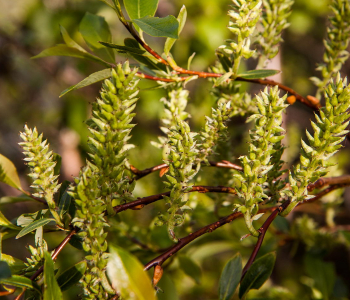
xmin=178 ymin=255 xmax=202 ymax=284
xmin=132 ymin=16 xmax=179 ymax=39
xmin=0 ymin=195 xmax=34 ymax=205
xmin=0 ymin=261 xmax=11 ymax=280
xmin=0 ymin=211 xmax=20 ymax=230
xmin=32 ymin=45 xmax=110 ymax=67
xmin=0 ymin=275 xmax=39 ymax=292
xmin=125 ymin=0 xmax=159 ymax=20
xmin=52 ymin=153 xmax=62 ymax=177
xmin=60 ymin=68 xmax=112 ymax=97
xmin=124 ymin=38 xmax=166 ymax=71
xmin=107 ymin=245 xmax=156 ymax=300
xmin=219 ymin=253 xmax=242 ymax=300
xmin=305 ymin=255 xmax=336 ymax=300
xmin=44 ymin=251 xmax=63 ymax=300
xmin=58 ymin=181 xmax=72 ymax=218
xmin=215 ymin=72 xmax=233 ymax=87
xmin=17 ymin=210 xmax=47 ymax=227
xmin=164 ymin=5 xmax=187 ymax=55
xmin=157 ymin=273 xmax=179 ymax=300
xmin=0 ymin=154 xmax=22 ymax=191
xmin=59 ymin=25 xmax=86 ymax=52
xmin=57 ymin=261 xmax=87 ymax=291
xmin=16 ymin=218 xmax=55 ymax=239
xmin=68 ymin=235 xmax=84 ymax=250
xmin=237 ymin=69 xmax=280 ymax=79
xmin=97 ymin=0 xmax=115 ymax=9
xmin=239 ymin=252 xmax=276 ymax=299
xmin=79 ymin=12 xmax=114 ymax=62
xmin=1 ymin=254 xmax=26 ymax=275
xmin=99 ymin=41 xmax=146 ymax=54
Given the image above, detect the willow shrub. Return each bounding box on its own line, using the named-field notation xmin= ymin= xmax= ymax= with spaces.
xmin=1 ymin=0 xmax=350 ymax=299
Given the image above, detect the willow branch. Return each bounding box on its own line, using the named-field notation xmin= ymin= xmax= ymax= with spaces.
xmin=143 ymin=181 xmax=349 ymax=273
xmin=144 ymin=211 xmax=242 ymax=270
xmin=307 ymin=175 xmax=350 ymax=192
xmin=113 ymin=185 xmax=237 ymax=213
xmin=130 ymin=160 xmax=243 ymax=180
xmin=14 ymin=229 xmax=77 ymax=300
xmin=241 ymin=200 xmax=290 ymax=280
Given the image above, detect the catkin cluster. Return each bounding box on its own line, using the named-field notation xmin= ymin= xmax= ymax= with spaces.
xmin=71 ymin=62 xmax=139 ymax=299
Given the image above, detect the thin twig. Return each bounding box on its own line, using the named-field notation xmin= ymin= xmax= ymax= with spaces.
xmin=14 ymin=229 xmax=77 ymax=300
xmin=22 ymin=191 xmax=47 ymax=205
xmin=113 ymin=185 xmax=237 ymax=213
xmin=307 ymin=175 xmax=350 ymax=192
xmin=143 ymin=182 xmax=349 ymax=273
xmin=240 ymin=200 xmax=290 ymax=280
xmin=130 ymin=160 xmax=243 ymax=180
xmin=144 ymin=211 xmax=242 ymax=270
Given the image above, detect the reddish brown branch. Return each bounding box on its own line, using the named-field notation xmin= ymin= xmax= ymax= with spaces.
xmin=241 ymin=200 xmax=290 ymax=280
xmin=236 ymin=77 xmax=321 ymax=110
xmin=143 ymin=181 xmax=349 ymax=274
xmin=130 ymin=160 xmax=243 ymax=180
xmin=113 ymin=185 xmax=237 ymax=213
xmin=30 ymin=229 xmax=77 ymax=281
xmin=137 ymin=71 xmax=319 ymax=110
xmin=14 ymin=229 xmax=77 ymax=300
xmin=210 ymin=160 xmax=243 ymax=171
xmin=307 ymin=175 xmax=350 ymax=192
xmin=119 ymin=20 xmax=167 ymax=65
xmin=144 ymin=211 xmax=242 ymax=270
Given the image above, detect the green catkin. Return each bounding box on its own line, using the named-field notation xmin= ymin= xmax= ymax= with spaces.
xmin=19 ymin=126 xmax=63 ymax=227
xmin=218 ymin=0 xmax=262 ymax=76
xmin=282 ymin=74 xmax=350 ymax=216
xmin=256 ymin=0 xmax=294 ymax=68
xmin=70 ymin=62 xmax=139 ymax=299
xmin=233 ymin=86 xmax=288 ymax=236
xmin=311 ymin=0 xmax=350 ymax=99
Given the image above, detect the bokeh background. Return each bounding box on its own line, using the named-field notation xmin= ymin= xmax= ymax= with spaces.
xmin=1 ymin=0 xmax=350 ymax=299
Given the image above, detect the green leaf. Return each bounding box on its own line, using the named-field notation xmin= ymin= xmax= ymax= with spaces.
xmin=17 ymin=210 xmax=47 ymax=227
xmin=0 ymin=261 xmax=12 ymax=280
xmin=219 ymin=253 xmax=242 ymax=300
xmin=0 ymin=154 xmax=22 ymax=191
xmin=0 ymin=275 xmax=39 ymax=292
xmin=237 ymin=69 xmax=280 ymax=79
xmin=304 ymin=255 xmax=336 ymax=300
xmin=52 ymin=153 xmax=62 ymax=177
xmin=97 ymin=0 xmax=115 ymax=10
xmin=215 ymin=72 xmax=233 ymax=87
xmin=107 ymin=245 xmax=156 ymax=300
xmin=60 ymin=68 xmax=112 ymax=97
xmin=132 ymin=16 xmax=179 ymax=39
xmin=0 ymin=211 xmax=20 ymax=230
xmin=99 ymin=41 xmax=146 ymax=54
xmin=0 ymin=195 xmax=34 ymax=205
xmin=32 ymin=44 xmax=111 ymax=67
xmin=57 ymin=261 xmax=87 ymax=291
xmin=44 ymin=251 xmax=63 ymax=300
xmin=125 ymin=0 xmax=159 ymax=20
xmin=59 ymin=25 xmax=86 ymax=52
xmin=79 ymin=12 xmax=114 ymax=62
xmin=68 ymin=235 xmax=84 ymax=250
xmin=1 ymin=254 xmax=26 ymax=275
xmin=178 ymin=255 xmax=202 ymax=284
xmin=157 ymin=273 xmax=179 ymax=300
xmin=16 ymin=218 xmax=55 ymax=239
xmin=58 ymin=191 xmax=72 ymax=219
xmin=239 ymin=252 xmax=276 ymax=299
xmin=164 ymin=5 xmax=187 ymax=55
xmin=124 ymin=38 xmax=166 ymax=71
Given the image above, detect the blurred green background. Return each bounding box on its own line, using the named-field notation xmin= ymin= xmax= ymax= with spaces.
xmin=1 ymin=0 xmax=350 ymax=299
